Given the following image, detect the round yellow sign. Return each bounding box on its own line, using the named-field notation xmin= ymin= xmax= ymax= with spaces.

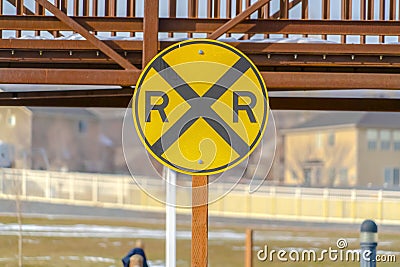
xmin=132 ymin=39 xmax=269 ymax=175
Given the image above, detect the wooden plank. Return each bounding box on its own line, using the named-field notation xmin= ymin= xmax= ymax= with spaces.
xmin=192 ymin=175 xmax=208 ymax=267
xmin=35 ymin=0 xmax=137 ymax=70
xmin=208 ymin=0 xmax=271 ymax=39
xmin=245 ymin=229 xmax=253 ymax=267
xmin=142 ymin=0 xmax=158 ymax=67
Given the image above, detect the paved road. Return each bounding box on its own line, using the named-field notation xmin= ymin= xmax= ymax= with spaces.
xmin=0 ymin=199 xmax=397 ymax=232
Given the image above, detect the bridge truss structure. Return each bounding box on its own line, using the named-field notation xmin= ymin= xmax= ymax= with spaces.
xmin=0 ymin=0 xmax=400 ymax=111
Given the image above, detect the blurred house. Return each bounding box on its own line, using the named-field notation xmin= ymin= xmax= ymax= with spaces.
xmin=282 ymin=112 xmax=400 ymax=188
xmin=0 ymin=107 xmax=128 ymax=173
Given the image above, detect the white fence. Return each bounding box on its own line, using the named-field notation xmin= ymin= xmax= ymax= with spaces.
xmin=1 ymin=168 xmax=400 ymax=225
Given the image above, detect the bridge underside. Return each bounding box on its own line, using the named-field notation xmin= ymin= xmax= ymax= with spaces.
xmin=1 ymin=0 xmax=400 ymax=110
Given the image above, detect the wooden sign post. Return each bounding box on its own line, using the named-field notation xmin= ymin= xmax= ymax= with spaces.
xmin=191 ymin=175 xmax=209 ymax=267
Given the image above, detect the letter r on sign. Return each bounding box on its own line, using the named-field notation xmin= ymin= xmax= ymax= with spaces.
xmin=145 ymin=91 xmax=169 ymax=122
xmin=233 ymin=91 xmax=257 ymax=123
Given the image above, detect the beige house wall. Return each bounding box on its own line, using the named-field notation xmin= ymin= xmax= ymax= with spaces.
xmin=357 ymin=128 xmax=400 ymax=187
xmin=31 ymin=113 xmax=102 ymax=172
xmin=0 ymin=107 xmax=32 ymax=168
xmin=284 ymin=126 xmax=358 ymax=187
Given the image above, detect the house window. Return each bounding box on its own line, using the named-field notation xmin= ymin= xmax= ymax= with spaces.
xmin=394 ymin=131 xmax=400 ymax=151
xmin=329 ymin=168 xmax=336 ymax=185
xmin=384 ymin=168 xmax=400 ymax=187
xmin=384 ymin=168 xmax=392 ymax=184
xmin=395 ymin=169 xmax=400 ymax=186
xmin=328 ymin=133 xmax=335 ymax=146
xmin=303 ymin=168 xmax=311 ymax=186
xmin=339 ymin=168 xmax=348 ymax=185
xmin=380 ymin=130 xmax=391 ymax=150
xmin=78 ymin=120 xmax=87 ymax=133
xmin=367 ymin=129 xmax=378 ymax=150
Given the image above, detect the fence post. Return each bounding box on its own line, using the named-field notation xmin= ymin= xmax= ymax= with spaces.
xmin=69 ymin=174 xmax=74 ymax=201
xmin=22 ymin=169 xmax=26 ymax=197
xmin=351 ymin=189 xmax=357 ymax=221
xmin=360 ymin=219 xmax=378 ymax=267
xmin=0 ymin=169 xmax=3 ymax=195
xmin=323 ymin=188 xmax=329 ymax=220
xmin=45 ymin=172 xmax=50 ymax=198
xmin=295 ymin=187 xmax=301 ymax=218
xmin=117 ymin=177 xmax=123 ymax=205
xmin=270 ymin=186 xmax=276 ymax=217
xmin=92 ymin=176 xmax=98 ymax=203
xmin=377 ymin=190 xmax=383 ymax=222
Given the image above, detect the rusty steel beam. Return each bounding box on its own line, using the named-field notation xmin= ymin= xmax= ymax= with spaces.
xmin=3 ymin=16 xmax=400 ymax=35
xmin=4 ymin=54 xmax=400 ymax=69
xmin=142 ymin=0 xmax=159 ymax=67
xmin=34 ymin=0 xmax=137 ymax=70
xmin=4 ymin=39 xmax=400 ymax=57
xmin=0 ymin=69 xmax=140 ymax=86
xmin=262 ymin=72 xmax=400 ymax=90
xmin=270 ymin=97 xmax=400 ymax=111
xmin=5 ymin=50 xmax=400 ymax=69
xmin=2 ymin=69 xmax=400 ymax=91
xmin=209 ymin=0 xmax=271 ymax=39
xmin=0 ymin=89 xmax=399 ymax=111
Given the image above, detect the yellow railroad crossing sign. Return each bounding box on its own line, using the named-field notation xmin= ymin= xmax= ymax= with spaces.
xmin=132 ymin=39 xmax=269 ymax=175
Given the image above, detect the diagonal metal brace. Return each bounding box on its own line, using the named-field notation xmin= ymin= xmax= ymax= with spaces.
xmin=34 ymin=0 xmax=137 ymax=70
xmin=208 ymin=0 xmax=271 ymax=39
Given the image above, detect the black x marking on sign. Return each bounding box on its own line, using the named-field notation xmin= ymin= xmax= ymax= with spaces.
xmin=147 ymin=56 xmax=259 ymax=160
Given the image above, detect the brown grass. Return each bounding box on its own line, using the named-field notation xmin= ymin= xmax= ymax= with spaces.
xmin=0 ymin=216 xmax=398 ymax=267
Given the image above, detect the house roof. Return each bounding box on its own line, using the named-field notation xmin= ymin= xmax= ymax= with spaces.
xmin=287 ymin=112 xmax=400 ymax=131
